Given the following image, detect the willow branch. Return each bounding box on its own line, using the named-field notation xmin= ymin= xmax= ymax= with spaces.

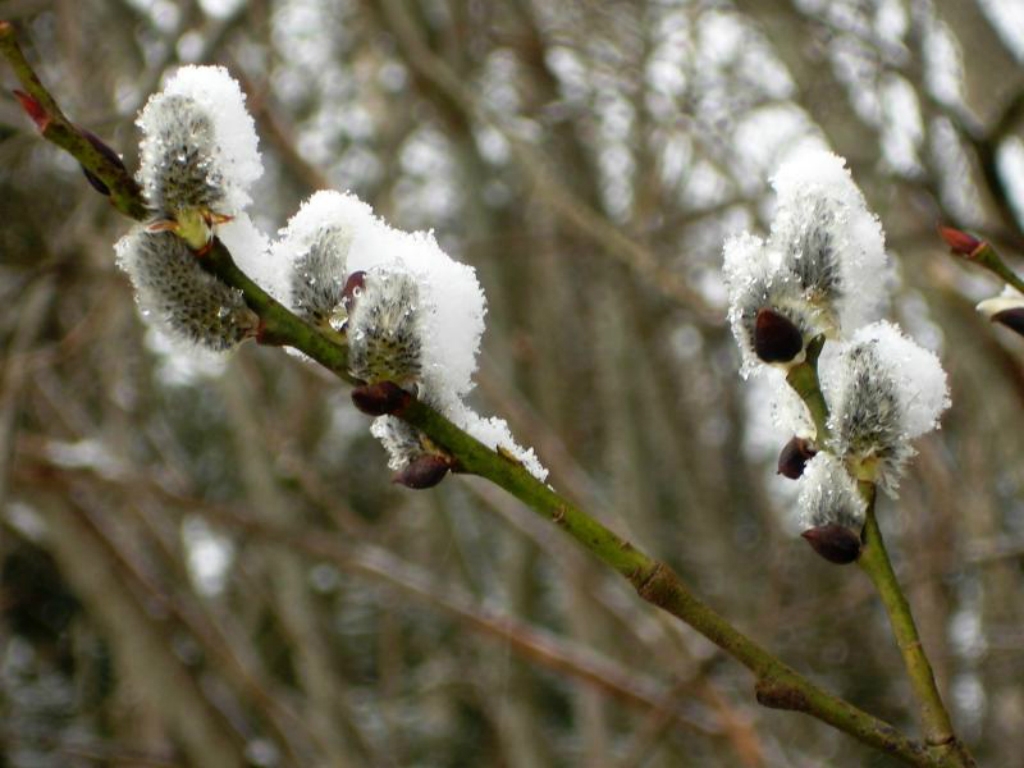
xmin=858 ymin=490 xmax=975 ymax=765
xmin=784 ymin=335 xmax=973 ymax=766
xmin=0 ymin=24 xmax=969 ymax=767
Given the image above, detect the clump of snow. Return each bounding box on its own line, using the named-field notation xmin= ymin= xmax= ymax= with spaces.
xmin=797 ymin=452 xmax=866 ymax=531
xmin=219 ymin=213 xmax=273 ymax=294
xmin=137 ymin=65 xmax=262 ymax=216
xmin=451 ymin=404 xmax=548 ymax=482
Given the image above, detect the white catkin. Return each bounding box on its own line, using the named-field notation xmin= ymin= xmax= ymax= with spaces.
xmin=115 ymin=228 xmax=258 ymax=351
xmin=347 ymin=269 xmax=425 ymax=387
xmin=798 ymin=453 xmax=866 ymax=531
xmin=823 ymin=321 xmax=950 ymax=495
xmin=137 ymin=65 xmax=262 ymax=217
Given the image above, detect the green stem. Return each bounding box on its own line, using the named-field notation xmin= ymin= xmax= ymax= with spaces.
xmin=0 ymin=21 xmax=148 ymax=221
xmin=786 ymin=335 xmax=830 ymax=442
xmin=201 ymin=241 xmax=357 ymax=383
xmin=858 ymin=490 xmax=975 ymax=765
xmin=395 ymin=397 xmax=949 ymax=767
xmin=970 ymin=243 xmax=1024 ymax=295
xmin=1 ymin=24 xmax=974 ymax=767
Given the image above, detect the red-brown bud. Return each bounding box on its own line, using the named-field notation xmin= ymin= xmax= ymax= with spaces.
xmin=801 ymin=524 xmax=862 ymax=565
xmin=393 ymin=454 xmax=452 ymax=489
xmin=351 ymin=381 xmax=410 ymax=416
xmin=754 ymin=308 xmax=804 ymax=364
xmin=938 ymin=226 xmax=984 ymax=259
xmin=341 ymin=270 xmax=366 ymax=312
xmin=777 ymin=437 xmax=817 ymax=479
xmin=13 ymin=89 xmax=49 ymax=131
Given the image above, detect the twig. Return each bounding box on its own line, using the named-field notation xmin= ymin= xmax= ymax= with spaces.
xmin=858 ymin=490 xmax=974 ymax=766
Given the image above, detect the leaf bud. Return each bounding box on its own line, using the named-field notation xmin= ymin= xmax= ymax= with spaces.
xmin=777 ymin=436 xmax=817 ymax=479
xmin=801 ymin=524 xmax=862 ymax=565
xmin=754 ymin=308 xmax=804 ymax=364
xmin=393 ymin=454 xmax=452 ymax=489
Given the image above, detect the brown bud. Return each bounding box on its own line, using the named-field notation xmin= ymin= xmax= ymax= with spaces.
xmin=351 ymin=381 xmax=410 ymax=416
xmin=801 ymin=524 xmax=862 ymax=565
xmin=938 ymin=226 xmax=984 ymax=258
xmin=991 ymin=308 xmax=1024 ymax=338
xmin=79 ymin=128 xmax=128 ymax=196
xmin=754 ymin=308 xmax=804 ymax=364
xmin=341 ymin=271 xmax=366 ymax=312
xmin=393 ymin=454 xmax=451 ymax=489
xmin=777 ymin=437 xmax=817 ymax=479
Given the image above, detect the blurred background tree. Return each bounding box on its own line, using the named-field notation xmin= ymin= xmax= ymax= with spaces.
xmin=1 ymin=0 xmax=1023 ymax=766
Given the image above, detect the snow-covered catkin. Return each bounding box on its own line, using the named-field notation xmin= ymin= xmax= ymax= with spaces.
xmin=724 ymin=234 xmax=817 ymax=373
xmin=347 ymin=269 xmax=424 ymax=387
xmin=798 ymin=453 xmax=866 ymax=531
xmin=798 ymin=452 xmax=866 ymax=564
xmin=824 ymin=322 xmax=950 ymax=496
xmin=288 ymin=225 xmax=353 ymax=325
xmin=116 ymin=228 xmax=258 ymax=350
xmin=724 ymin=150 xmax=890 ymax=374
xmin=371 ymin=416 xmax=432 ymax=470
xmin=138 ymin=95 xmax=224 ymax=218
xmin=773 ymin=199 xmax=843 ymax=310
xmin=136 ymin=66 xmax=262 ymax=247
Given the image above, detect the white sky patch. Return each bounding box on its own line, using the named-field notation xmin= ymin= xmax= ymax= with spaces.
xmin=922 ymin=20 xmax=965 ymax=106
xmin=197 ymin=0 xmax=247 ymax=19
xmin=182 ymin=516 xmax=234 ymax=597
xmin=732 ymin=105 xmax=816 ymax=189
xmin=879 ymin=74 xmax=924 ymax=175
xmin=45 ymin=439 xmax=126 ymax=482
xmin=979 ymin=0 xmax=1024 ymax=60
xmin=996 ymin=138 xmax=1024 ymax=230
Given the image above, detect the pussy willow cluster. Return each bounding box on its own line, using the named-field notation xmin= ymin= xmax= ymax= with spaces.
xmin=115 ymin=66 xmax=547 ymax=487
xmin=724 ymin=151 xmax=950 ymax=564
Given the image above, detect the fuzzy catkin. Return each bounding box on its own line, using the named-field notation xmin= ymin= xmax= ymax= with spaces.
xmin=289 ymin=225 xmax=353 ymax=324
xmin=116 ymin=229 xmax=258 ymax=351
xmin=347 ymin=270 xmax=424 ymax=387
xmin=138 ymin=94 xmax=225 ymax=217
xmin=798 ymin=453 xmax=866 ymax=531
